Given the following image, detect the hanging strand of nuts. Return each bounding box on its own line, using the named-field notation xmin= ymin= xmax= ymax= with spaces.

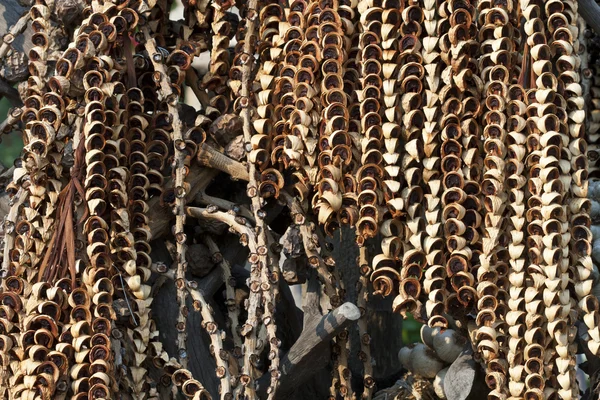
xmin=455 ymin=0 xmax=484 ymax=316
xmin=521 ymin=2 xmax=552 ymax=397
xmin=577 ymin=25 xmax=600 ymax=358
xmin=271 ymin=0 xmax=302 ymax=174
xmin=202 ymin=0 xmax=233 ymax=116
xmin=555 ymin=2 xmax=589 ymax=399
xmin=378 ymin=0 xmax=403 ymax=219
xmin=536 ymin=1 xmax=576 ymax=398
xmin=420 ymin=0 xmax=448 ymax=329
xmin=473 ymin=0 xmax=515 ymax=397
xmin=504 ymin=82 xmax=529 ymax=400
xmin=437 ymin=0 xmax=476 ymax=320
xmin=371 ymin=0 xmax=405 ymax=307
xmin=79 ymin=26 xmax=117 ymax=399
xmin=291 ymin=0 xmax=321 ymax=187
xmin=355 ymin=0 xmax=385 ymax=242
xmin=313 ymin=0 xmax=350 ymax=237
xmin=28 ymin=0 xmax=52 ymax=85
xmin=250 ymin=0 xmax=283 ymax=202
xmin=17 ymin=0 xmax=63 ymax=284
xmin=340 ymin=7 xmax=361 ymax=232
xmin=392 ymin=0 xmax=427 ymax=320
xmin=120 ymin=84 xmax=157 ymax=398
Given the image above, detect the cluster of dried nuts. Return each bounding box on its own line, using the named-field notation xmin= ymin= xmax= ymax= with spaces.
xmin=5 ymin=0 xmax=600 ymax=398
xmin=398 ymin=326 xmax=467 ymax=399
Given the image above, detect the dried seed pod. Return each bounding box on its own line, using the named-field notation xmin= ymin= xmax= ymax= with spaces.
xmin=408 ymin=343 xmax=445 ymax=378
xmin=432 ymin=328 xmax=467 ymax=363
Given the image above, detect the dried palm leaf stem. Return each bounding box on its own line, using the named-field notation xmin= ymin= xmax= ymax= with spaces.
xmin=202 ymin=236 xmax=243 ymax=357
xmin=279 ymin=190 xmax=347 ymax=397
xmin=0 ymin=107 xmax=23 ymax=135
xmin=188 ymin=204 xmax=263 ymax=397
xmin=161 ymin=238 xmax=230 ymax=399
xmin=142 ymin=25 xmax=191 ymax=370
xmin=281 ymin=191 xmax=342 ymax=306
xmin=0 ymin=12 xmax=30 ymax=59
xmin=236 ymin=0 xmax=281 ymax=395
xmin=187 ymin=280 xmax=233 ymax=398
xmin=1 ymin=190 xmax=27 ymax=277
xmin=357 ymin=245 xmax=374 ymax=399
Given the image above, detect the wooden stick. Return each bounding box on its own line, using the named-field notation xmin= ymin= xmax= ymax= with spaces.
xmin=186 ymin=206 xmax=258 ymax=253
xmin=357 ymin=246 xmax=374 ymax=399
xmin=275 ymin=302 xmax=361 ymax=397
xmin=0 ymin=78 xmax=21 ymax=107
xmin=202 ymin=235 xmax=243 ymax=354
xmin=0 ymin=189 xmax=26 ymax=276
xmin=0 ymin=107 xmax=22 ymax=134
xmin=580 ymin=0 xmax=600 ymax=34
xmin=185 ymin=67 xmax=211 ymax=109
xmin=196 ymin=143 xmax=249 ymax=181
xmin=195 ymin=189 xmax=254 ymax=223
xmin=280 ymin=191 xmax=341 ymax=306
xmin=0 ymin=13 xmax=30 ymax=59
